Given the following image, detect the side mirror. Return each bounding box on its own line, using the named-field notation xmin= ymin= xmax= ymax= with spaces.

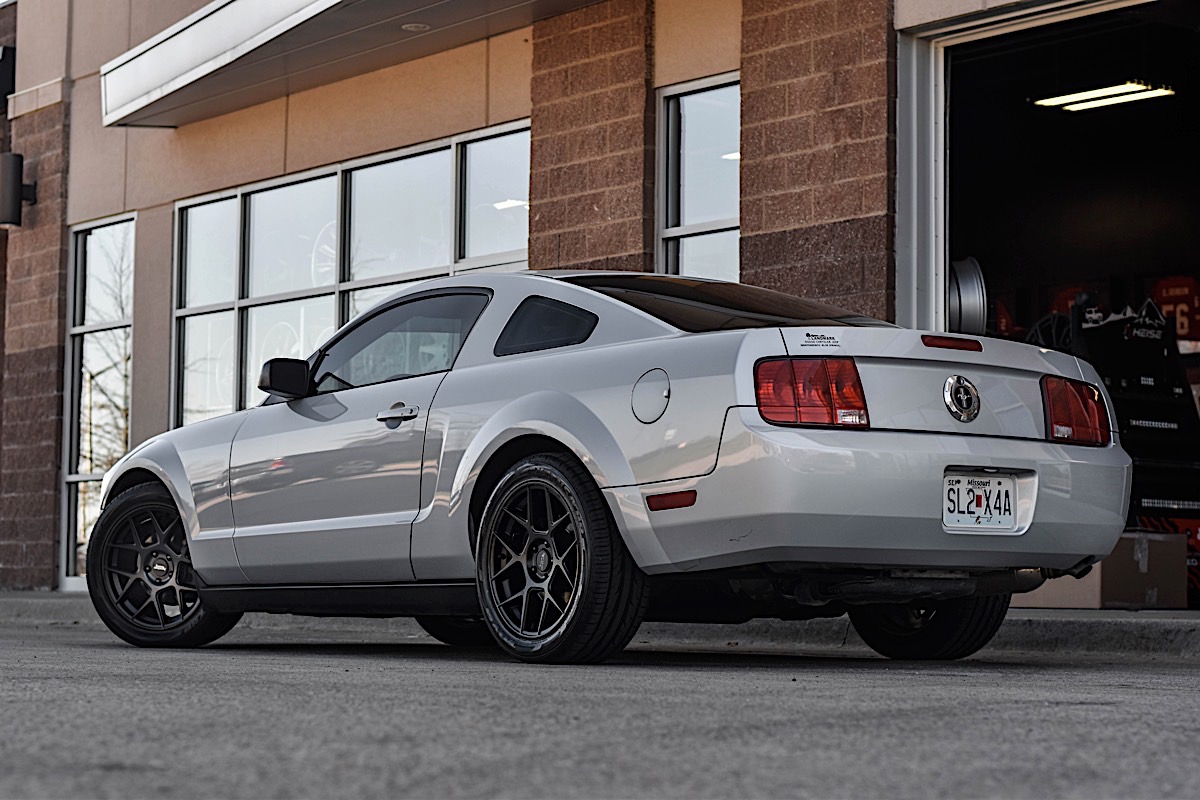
xmin=258 ymin=358 xmax=310 ymax=400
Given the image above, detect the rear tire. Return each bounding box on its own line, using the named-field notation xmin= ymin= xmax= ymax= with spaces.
xmin=86 ymin=483 xmax=242 ymax=648
xmin=475 ymin=453 xmax=649 ymax=664
xmin=849 ymin=593 xmax=1011 ymax=660
xmin=415 ymin=616 xmax=497 ymax=648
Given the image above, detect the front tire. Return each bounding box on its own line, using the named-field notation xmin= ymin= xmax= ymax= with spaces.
xmin=475 ymin=453 xmax=649 ymax=664
xmin=849 ymin=593 xmax=1011 ymax=660
xmin=86 ymin=483 xmax=242 ymax=648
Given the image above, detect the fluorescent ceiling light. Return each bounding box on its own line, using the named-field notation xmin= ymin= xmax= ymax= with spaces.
xmin=1035 ymin=81 xmax=1148 ymax=107
xmin=721 ymin=152 xmax=740 ymax=160
xmin=493 ymin=199 xmax=528 ymax=210
xmin=1063 ymin=87 xmax=1175 ymax=111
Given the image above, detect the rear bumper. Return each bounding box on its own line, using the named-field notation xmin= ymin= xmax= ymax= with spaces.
xmin=607 ymin=408 xmax=1132 ymax=575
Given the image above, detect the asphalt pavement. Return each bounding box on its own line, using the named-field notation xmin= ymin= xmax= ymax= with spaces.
xmin=1 ymin=595 xmax=1198 ymax=799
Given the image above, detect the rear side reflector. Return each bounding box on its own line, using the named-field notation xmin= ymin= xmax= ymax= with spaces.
xmin=646 ymin=490 xmax=697 ymax=512
xmin=921 ymin=334 xmax=984 ymax=352
xmin=754 ymin=358 xmax=869 ymax=428
xmin=1042 ymin=376 xmax=1110 ymax=446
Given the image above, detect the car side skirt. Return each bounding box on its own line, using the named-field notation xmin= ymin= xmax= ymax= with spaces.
xmin=197 ymin=581 xmax=480 ymax=617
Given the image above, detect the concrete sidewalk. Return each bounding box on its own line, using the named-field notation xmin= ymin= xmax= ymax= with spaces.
xmin=2 ymin=590 xmax=1197 ymax=657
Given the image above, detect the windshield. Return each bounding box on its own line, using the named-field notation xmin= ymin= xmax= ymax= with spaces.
xmin=563 ymin=274 xmax=895 ymax=333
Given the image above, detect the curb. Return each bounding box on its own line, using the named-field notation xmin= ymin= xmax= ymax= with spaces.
xmin=2 ymin=592 xmax=1197 ymax=657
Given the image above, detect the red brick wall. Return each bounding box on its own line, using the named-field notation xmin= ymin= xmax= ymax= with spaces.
xmin=739 ymin=0 xmax=894 ymax=320
xmin=528 ymin=0 xmax=655 ymax=272
xmin=0 ymin=99 xmax=69 ymax=590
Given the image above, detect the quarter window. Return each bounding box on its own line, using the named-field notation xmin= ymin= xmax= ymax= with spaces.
xmin=314 ymin=293 xmax=490 ymax=392
xmin=174 ymin=123 xmax=530 ymax=425
xmin=494 ymin=296 xmax=599 ymax=356
xmin=660 ymin=77 xmax=740 ymax=281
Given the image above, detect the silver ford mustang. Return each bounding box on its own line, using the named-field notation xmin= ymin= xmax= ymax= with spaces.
xmin=87 ymin=272 xmax=1131 ymax=663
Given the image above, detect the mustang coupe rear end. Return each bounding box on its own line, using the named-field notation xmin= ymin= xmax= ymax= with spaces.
xmin=87 ymin=272 xmax=1131 ymax=663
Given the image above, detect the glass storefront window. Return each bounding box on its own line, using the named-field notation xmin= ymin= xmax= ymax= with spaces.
xmin=75 ymin=328 xmax=132 ymax=474
xmin=180 ymin=311 xmax=236 ymax=425
xmin=350 ymin=150 xmax=453 ymax=280
xmin=679 ymin=84 xmax=741 ymax=226
xmin=244 ymin=297 xmax=336 ymax=407
xmin=678 ymin=230 xmax=740 ymax=283
xmin=81 ymin=222 xmax=134 ymax=325
xmin=175 ymin=123 xmax=529 ymax=428
xmin=660 ymin=78 xmax=740 ymax=279
xmin=182 ymin=199 xmax=239 ymax=307
xmin=67 ymin=218 xmax=135 ymax=579
xmin=464 ymin=130 xmax=531 ymax=258
xmin=248 ymin=177 xmax=338 ymax=297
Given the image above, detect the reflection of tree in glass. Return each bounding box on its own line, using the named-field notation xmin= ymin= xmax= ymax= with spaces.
xmin=181 ymin=315 xmax=235 ymax=425
xmin=79 ymin=226 xmax=133 ymax=475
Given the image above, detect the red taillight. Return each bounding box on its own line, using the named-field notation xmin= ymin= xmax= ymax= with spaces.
xmin=1042 ymin=376 xmax=1110 ymax=446
xmin=754 ymin=358 xmax=869 ymax=428
xmin=921 ymin=334 xmax=984 ymax=352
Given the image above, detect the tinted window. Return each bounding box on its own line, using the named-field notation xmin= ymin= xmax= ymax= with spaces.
xmin=313 ymin=293 xmax=489 ymax=393
xmin=495 ymin=296 xmax=598 ymax=356
xmin=565 ymin=274 xmax=894 ymax=332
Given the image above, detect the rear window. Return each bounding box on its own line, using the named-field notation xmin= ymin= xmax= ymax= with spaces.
xmin=494 ymin=296 xmax=599 ymax=356
xmin=563 ymin=274 xmax=893 ymax=333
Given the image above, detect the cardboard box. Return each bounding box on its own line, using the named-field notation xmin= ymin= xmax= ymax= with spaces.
xmin=1011 ymin=531 xmax=1188 ymax=609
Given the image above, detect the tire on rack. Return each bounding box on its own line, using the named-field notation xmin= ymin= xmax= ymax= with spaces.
xmin=86 ymin=483 xmax=243 ymax=648
xmin=475 ymin=452 xmax=649 ymax=664
xmin=414 ymin=615 xmax=497 ymax=648
xmin=848 ymin=593 xmax=1011 ymax=660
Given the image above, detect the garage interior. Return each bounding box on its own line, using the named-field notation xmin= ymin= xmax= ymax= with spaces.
xmin=946 ymin=0 xmax=1200 ymax=607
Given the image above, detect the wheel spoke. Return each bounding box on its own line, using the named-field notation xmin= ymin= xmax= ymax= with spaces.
xmin=552 ymin=562 xmax=576 ymax=591
xmin=517 ymin=589 xmax=530 ymax=634
xmin=555 ymin=536 xmax=578 ymax=562
xmin=502 ymin=507 xmax=530 ymax=533
xmin=544 ymin=490 xmax=555 ymax=535
xmin=494 ymin=556 xmax=523 ymax=581
xmin=151 ymin=590 xmax=167 ymax=628
xmin=492 ymin=531 xmax=522 ymax=562
xmin=114 ymin=575 xmax=140 ymax=604
xmin=548 ymin=511 xmax=571 ymax=535
xmin=498 ymin=587 xmax=526 ymax=610
xmin=534 ymin=590 xmax=549 ymax=635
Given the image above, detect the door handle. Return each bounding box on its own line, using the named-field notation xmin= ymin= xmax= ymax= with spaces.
xmin=376 ymin=405 xmax=419 ymax=424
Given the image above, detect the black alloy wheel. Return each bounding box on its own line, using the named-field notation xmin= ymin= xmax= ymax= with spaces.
xmin=849 ymin=593 xmax=1011 ymax=660
xmin=476 ymin=453 xmax=649 ymax=664
xmin=86 ymin=483 xmax=242 ymax=648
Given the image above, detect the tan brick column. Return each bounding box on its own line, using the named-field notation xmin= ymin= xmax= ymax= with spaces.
xmin=740 ymin=0 xmax=895 ymax=320
xmin=0 ymin=100 xmax=70 ymax=589
xmin=529 ymin=0 xmax=655 ymax=272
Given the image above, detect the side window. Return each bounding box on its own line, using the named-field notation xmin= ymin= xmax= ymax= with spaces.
xmin=494 ymin=296 xmax=599 ymax=357
xmin=314 ymin=293 xmax=489 ymax=392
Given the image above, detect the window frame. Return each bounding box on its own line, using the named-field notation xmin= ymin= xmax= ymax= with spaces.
xmin=655 ymin=72 xmax=741 ymax=278
xmin=62 ymin=213 xmax=138 ymax=592
xmin=170 ymin=119 xmax=530 ymax=427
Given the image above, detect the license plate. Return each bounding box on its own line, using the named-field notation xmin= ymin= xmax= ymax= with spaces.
xmin=943 ymin=474 xmax=1016 ymax=530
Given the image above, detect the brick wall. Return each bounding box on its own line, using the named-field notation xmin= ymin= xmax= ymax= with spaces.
xmin=0 ymin=99 xmax=69 ymax=590
xmin=528 ymin=0 xmax=655 ymax=272
xmin=739 ymin=0 xmax=894 ymax=320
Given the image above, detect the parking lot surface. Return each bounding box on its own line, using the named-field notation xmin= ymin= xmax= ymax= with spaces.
xmin=1 ymin=620 xmax=1195 ymax=799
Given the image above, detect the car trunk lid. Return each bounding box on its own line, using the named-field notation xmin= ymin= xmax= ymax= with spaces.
xmin=777 ymin=327 xmax=1087 ymax=441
